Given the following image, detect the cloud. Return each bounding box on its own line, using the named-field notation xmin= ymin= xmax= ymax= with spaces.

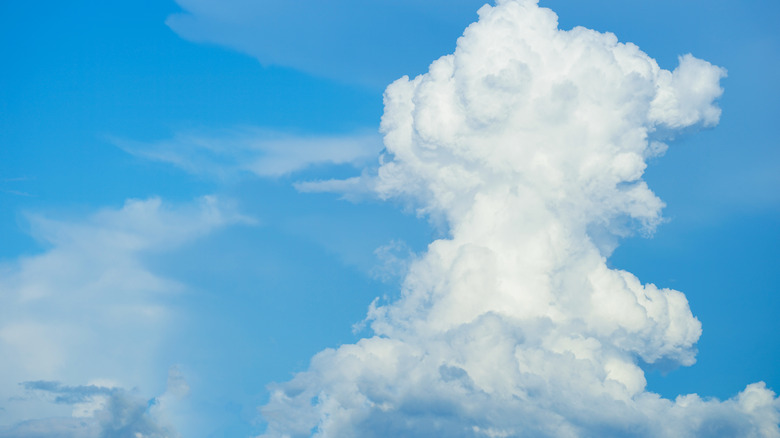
xmin=115 ymin=128 xmax=383 ymax=181
xmin=368 ymin=240 xmax=416 ymax=284
xmin=258 ymin=0 xmax=778 ymax=436
xmin=0 ymin=376 xmax=185 ymax=438
xmin=0 ymin=196 xmax=247 ymax=431
xmin=293 ymin=175 xmax=376 ymax=201
xmin=21 ymin=381 xmax=116 ymax=405
xmin=0 ymin=176 xmax=35 ymax=197
xmin=166 ymin=0 xmax=486 ymax=87
xmin=0 ymin=417 xmax=98 ymax=438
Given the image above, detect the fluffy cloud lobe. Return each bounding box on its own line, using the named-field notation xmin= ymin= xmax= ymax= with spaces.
xmin=260 ymin=1 xmax=779 ymax=437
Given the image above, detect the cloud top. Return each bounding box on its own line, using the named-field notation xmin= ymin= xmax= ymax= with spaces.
xmin=374 ymin=1 xmax=725 ymax=228
xmin=259 ymin=0 xmax=779 ymax=437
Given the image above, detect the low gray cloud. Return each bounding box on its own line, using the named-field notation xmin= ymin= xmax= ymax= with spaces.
xmin=21 ymin=381 xmax=116 ymax=405
xmin=1 ymin=381 xmax=177 ymax=438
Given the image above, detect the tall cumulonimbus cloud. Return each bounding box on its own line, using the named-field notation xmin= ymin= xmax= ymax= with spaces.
xmin=260 ymin=1 xmax=780 ymax=436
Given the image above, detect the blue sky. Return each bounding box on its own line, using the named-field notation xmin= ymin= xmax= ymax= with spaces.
xmin=1 ymin=0 xmax=778 ymax=436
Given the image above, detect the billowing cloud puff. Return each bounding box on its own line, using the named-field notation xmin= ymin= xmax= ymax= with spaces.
xmin=259 ymin=0 xmax=779 ymax=437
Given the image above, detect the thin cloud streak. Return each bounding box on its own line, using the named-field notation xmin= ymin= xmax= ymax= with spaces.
xmin=167 ymin=0 xmax=487 ymax=88
xmin=115 ymin=128 xmax=383 ymax=181
xmin=0 ymin=375 xmax=186 ymax=438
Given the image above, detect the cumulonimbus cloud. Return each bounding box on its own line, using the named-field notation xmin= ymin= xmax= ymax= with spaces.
xmin=259 ymin=1 xmax=780 ymax=436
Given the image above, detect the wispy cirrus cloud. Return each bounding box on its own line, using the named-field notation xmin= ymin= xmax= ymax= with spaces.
xmin=114 ymin=128 xmax=383 ymax=181
xmin=167 ymin=0 xmax=486 ymax=87
xmin=0 ymin=196 xmax=248 ymax=432
xmin=0 ymin=176 xmax=35 ymax=197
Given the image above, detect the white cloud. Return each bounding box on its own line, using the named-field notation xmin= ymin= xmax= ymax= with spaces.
xmin=258 ymin=0 xmax=778 ymax=436
xmin=166 ymin=0 xmax=487 ymax=87
xmin=115 ymin=128 xmax=383 ymax=181
xmin=0 ymin=377 xmax=185 ymax=438
xmin=0 ymin=196 xmax=248 ymax=430
xmin=368 ymin=240 xmax=416 ymax=284
xmin=293 ymin=175 xmax=376 ymax=200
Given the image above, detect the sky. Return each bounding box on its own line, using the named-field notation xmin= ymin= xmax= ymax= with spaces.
xmin=0 ymin=0 xmax=779 ymax=437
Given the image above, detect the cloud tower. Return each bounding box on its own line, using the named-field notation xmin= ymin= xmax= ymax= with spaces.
xmin=260 ymin=1 xmax=780 ymax=436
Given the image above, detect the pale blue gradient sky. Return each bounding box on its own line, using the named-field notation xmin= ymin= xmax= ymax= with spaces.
xmin=1 ymin=1 xmax=778 ymax=436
